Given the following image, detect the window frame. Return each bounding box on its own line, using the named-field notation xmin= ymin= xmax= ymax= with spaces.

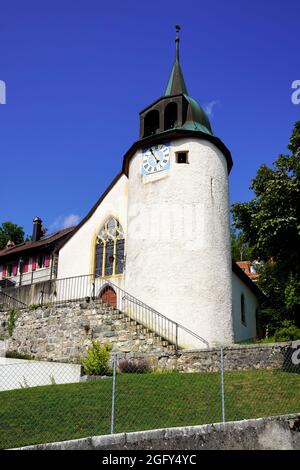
xmin=175 ymin=150 xmax=189 ymax=164
xmin=241 ymin=293 xmax=246 ymax=326
xmin=95 ymin=218 xmax=125 ymax=278
xmin=6 ymin=263 xmax=14 ymax=278
xmin=36 ymin=254 xmax=46 ymax=270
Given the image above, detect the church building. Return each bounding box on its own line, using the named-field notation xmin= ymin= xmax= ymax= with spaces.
xmin=0 ymin=29 xmax=264 ymax=348
xmin=56 ymin=29 xmax=263 ymax=348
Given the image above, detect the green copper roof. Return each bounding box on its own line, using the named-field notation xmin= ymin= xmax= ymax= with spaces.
xmin=165 ymin=60 xmax=188 ymax=96
xmin=165 ymin=28 xmax=188 ymax=96
xmin=182 ymin=95 xmax=212 ymax=135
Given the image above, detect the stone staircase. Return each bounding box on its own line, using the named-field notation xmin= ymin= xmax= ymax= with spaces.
xmin=89 ymin=299 xmax=177 ymax=354
xmin=0 ymin=298 xmax=177 ymax=363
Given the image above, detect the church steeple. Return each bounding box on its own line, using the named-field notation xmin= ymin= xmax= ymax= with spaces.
xmin=165 ymin=25 xmax=188 ymax=96
xmin=123 ymin=27 xmax=233 ymax=176
xmin=138 ymin=26 xmax=215 ymax=140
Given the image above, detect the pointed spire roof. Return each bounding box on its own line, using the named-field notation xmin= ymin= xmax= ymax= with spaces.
xmin=165 ymin=25 xmax=188 ymax=96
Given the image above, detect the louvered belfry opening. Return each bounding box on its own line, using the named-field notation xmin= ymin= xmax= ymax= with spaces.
xmin=164 ymin=102 xmax=178 ymax=130
xmin=143 ymin=109 xmax=160 ymax=137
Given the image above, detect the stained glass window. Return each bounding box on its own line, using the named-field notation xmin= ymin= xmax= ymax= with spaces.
xmin=95 ymin=218 xmax=125 ymax=277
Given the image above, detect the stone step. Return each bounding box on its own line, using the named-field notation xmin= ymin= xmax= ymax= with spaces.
xmin=110 ymin=314 xmax=123 ymax=320
xmin=95 ymin=300 xmax=178 ymax=352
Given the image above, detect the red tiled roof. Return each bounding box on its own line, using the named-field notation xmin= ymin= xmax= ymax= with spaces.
xmin=232 ymin=261 xmax=266 ymax=301
xmin=236 ymin=261 xmax=259 ymax=280
xmin=0 ymin=226 xmax=75 ymax=259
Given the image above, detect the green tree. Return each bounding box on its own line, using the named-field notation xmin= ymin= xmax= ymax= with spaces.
xmin=232 ymin=121 xmax=300 ymax=328
xmin=0 ymin=222 xmax=25 ymax=250
xmin=231 ymin=228 xmax=254 ymax=261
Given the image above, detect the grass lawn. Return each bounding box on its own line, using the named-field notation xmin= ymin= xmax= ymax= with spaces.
xmin=0 ymin=369 xmax=299 ymax=449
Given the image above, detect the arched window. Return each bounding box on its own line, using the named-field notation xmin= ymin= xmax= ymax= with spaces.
xmin=144 ymin=110 xmax=160 ymax=137
xmin=95 ymin=218 xmax=125 ymax=277
xmin=241 ymin=293 xmax=246 ymax=325
xmin=164 ymin=102 xmax=178 ymax=130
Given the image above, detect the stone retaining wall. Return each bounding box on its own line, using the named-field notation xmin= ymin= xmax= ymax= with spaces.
xmin=0 ymin=302 xmax=297 ymax=371
xmin=121 ymin=342 xmax=297 ymax=372
xmin=0 ymin=301 xmax=171 ymax=363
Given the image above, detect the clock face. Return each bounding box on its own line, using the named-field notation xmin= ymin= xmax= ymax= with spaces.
xmin=142 ymin=143 xmax=170 ymax=175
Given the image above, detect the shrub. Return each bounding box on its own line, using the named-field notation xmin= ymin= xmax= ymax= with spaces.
xmin=29 ymin=304 xmax=40 ymax=310
xmin=7 ymin=309 xmax=19 ymax=337
xmin=81 ymin=341 xmax=112 ymax=376
xmin=118 ymin=358 xmax=151 ymax=374
xmin=6 ymin=350 xmax=34 ymax=360
xmin=273 ymin=320 xmax=300 ymax=342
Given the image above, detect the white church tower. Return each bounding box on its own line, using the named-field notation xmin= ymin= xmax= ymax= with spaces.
xmin=123 ymin=27 xmax=234 ymax=348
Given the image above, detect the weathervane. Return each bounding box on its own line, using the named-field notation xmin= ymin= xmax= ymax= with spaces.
xmin=175 ymin=24 xmax=181 ymax=62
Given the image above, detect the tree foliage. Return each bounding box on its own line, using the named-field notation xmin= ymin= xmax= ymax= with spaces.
xmin=231 ymin=228 xmax=254 ymax=262
xmin=0 ymin=222 xmax=25 ymax=250
xmin=232 ymin=121 xmax=300 ymax=329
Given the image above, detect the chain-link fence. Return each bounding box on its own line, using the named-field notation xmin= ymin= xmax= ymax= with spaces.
xmin=1 ymin=346 xmax=300 ymax=449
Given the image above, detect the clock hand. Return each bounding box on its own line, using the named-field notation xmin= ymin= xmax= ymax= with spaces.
xmin=150 ymin=148 xmax=160 ymax=164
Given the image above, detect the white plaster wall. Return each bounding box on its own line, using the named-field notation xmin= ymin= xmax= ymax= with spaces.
xmin=232 ymin=271 xmax=259 ymax=342
xmin=125 ymin=137 xmax=234 ymax=348
xmin=57 ymin=175 xmax=128 ymax=291
xmin=0 ymin=358 xmax=81 ymax=391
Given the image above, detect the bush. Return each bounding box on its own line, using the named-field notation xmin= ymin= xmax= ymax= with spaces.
xmin=273 ymin=320 xmax=300 ymax=342
xmin=7 ymin=309 xmax=19 ymax=337
xmin=29 ymin=304 xmax=40 ymax=310
xmin=81 ymin=341 xmax=112 ymax=376
xmin=6 ymin=350 xmax=35 ymax=360
xmin=118 ymin=358 xmax=151 ymax=374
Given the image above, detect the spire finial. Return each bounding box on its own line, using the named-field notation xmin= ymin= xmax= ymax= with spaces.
xmin=175 ymin=24 xmax=181 ymax=62
xmin=164 ymin=24 xmax=188 ymax=96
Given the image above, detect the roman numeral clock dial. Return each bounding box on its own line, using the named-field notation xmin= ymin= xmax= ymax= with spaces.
xmin=142 ymin=143 xmax=170 ymax=175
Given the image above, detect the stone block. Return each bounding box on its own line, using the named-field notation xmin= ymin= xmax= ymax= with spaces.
xmin=104 ymin=331 xmax=116 ymax=338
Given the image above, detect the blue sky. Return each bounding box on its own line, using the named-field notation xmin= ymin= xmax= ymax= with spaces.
xmin=0 ymin=0 xmax=299 ymax=237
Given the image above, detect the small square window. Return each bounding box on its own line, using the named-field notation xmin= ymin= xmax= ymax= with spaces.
xmin=176 ymin=151 xmax=188 ymax=164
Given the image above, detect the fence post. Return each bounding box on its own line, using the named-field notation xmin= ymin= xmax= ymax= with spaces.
xmin=111 ymin=353 xmax=117 ymax=434
xmin=220 ymin=347 xmax=225 ymax=424
xmin=175 ymin=324 xmax=178 ymax=354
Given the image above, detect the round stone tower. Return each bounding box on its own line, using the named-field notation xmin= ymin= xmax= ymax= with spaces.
xmin=123 ymin=28 xmax=234 ymax=348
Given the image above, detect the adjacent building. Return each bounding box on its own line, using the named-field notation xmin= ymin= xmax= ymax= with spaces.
xmin=0 ymin=217 xmax=74 ymax=288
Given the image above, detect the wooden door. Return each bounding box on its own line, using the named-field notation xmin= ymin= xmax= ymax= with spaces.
xmin=100 ymin=286 xmax=117 ymax=308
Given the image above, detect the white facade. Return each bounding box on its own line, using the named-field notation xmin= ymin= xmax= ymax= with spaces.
xmin=0 ymin=40 xmax=261 ymax=348
xmin=54 ymin=136 xmax=260 ymax=348
xmin=232 ymin=271 xmax=259 ymax=343
xmin=57 ymin=174 xmax=128 ymax=292
xmin=35 ymin=135 xmax=261 ymax=348
xmin=125 ymin=138 xmax=234 ymax=348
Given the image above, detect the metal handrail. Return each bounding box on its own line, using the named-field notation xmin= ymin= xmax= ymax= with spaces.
xmin=1 ymin=273 xmax=209 ymax=350
xmin=120 ymin=292 xmax=209 ymax=348
xmin=0 ymin=291 xmax=27 ymax=309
